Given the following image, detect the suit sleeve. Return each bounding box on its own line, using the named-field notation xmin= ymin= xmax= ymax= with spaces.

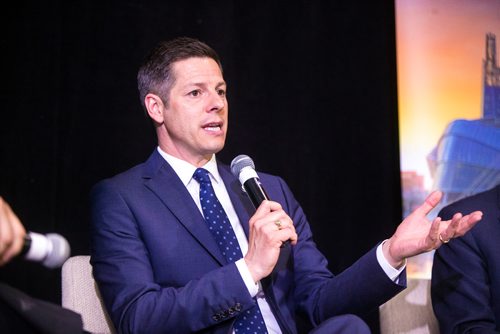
xmin=90 ymin=180 xmax=256 ymax=334
xmin=269 ymin=176 xmax=406 ymax=326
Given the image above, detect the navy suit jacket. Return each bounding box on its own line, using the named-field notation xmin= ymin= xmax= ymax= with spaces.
xmin=90 ymin=150 xmax=405 ymax=334
xmin=432 ymin=184 xmax=500 ymax=333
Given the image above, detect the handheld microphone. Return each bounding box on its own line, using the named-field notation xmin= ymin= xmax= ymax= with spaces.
xmin=21 ymin=232 xmax=71 ymax=269
xmin=231 ymin=154 xmax=290 ymax=247
xmin=230 ymin=154 xmax=270 ymax=209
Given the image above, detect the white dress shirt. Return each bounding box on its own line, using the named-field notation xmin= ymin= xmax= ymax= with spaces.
xmin=157 ymin=147 xmax=405 ymax=333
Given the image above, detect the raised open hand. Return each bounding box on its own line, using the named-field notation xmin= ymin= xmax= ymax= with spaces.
xmin=382 ymin=191 xmax=483 ymax=268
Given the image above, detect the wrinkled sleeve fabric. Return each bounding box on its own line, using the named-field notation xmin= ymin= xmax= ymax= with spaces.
xmin=263 ymin=175 xmax=406 ymax=327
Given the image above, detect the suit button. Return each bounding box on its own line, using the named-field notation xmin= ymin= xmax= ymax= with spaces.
xmin=234 ymin=303 xmax=242 ymax=311
xmin=212 ymin=314 xmax=221 ymax=321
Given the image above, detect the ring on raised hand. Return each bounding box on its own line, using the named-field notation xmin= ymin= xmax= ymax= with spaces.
xmin=439 ymin=234 xmax=450 ymax=244
xmin=275 ymin=220 xmax=282 ymax=229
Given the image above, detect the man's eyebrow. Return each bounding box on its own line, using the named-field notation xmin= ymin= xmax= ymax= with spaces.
xmin=184 ymin=81 xmax=226 ymax=88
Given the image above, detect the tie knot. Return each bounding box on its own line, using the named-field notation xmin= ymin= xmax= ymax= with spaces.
xmin=193 ymin=168 xmax=211 ymax=185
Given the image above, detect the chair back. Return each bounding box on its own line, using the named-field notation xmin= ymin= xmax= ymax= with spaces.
xmin=379 ymin=277 xmax=440 ymax=334
xmin=61 ymin=255 xmax=116 ymax=334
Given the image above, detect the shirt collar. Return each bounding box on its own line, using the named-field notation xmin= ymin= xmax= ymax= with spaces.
xmin=156 ymin=147 xmax=222 ymax=186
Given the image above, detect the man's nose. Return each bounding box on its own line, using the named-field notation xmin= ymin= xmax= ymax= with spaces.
xmin=207 ymin=92 xmax=225 ymax=112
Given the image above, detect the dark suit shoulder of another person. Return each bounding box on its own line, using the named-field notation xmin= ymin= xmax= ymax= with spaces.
xmin=431 ymin=184 xmax=500 ymax=334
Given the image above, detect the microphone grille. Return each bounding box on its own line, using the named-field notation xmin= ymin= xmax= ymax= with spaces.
xmin=43 ymin=233 xmax=71 ymax=269
xmin=230 ymin=154 xmax=255 ymax=177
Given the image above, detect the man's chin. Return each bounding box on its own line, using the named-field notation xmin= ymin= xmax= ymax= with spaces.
xmin=209 ymin=146 xmax=224 ymax=155
xmin=207 ymin=141 xmax=225 ymax=154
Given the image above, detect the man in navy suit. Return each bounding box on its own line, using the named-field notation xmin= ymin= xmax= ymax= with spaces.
xmin=90 ymin=37 xmax=483 ymax=334
xmin=432 ymin=184 xmax=500 ymax=333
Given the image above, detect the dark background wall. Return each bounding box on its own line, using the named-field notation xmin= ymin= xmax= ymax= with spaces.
xmin=0 ymin=1 xmax=402 ymax=331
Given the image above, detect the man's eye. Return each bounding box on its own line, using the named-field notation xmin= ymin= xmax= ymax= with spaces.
xmin=217 ymin=89 xmax=226 ymax=97
xmin=189 ymin=90 xmax=201 ymax=97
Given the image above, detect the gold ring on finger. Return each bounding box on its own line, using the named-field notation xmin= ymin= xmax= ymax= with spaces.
xmin=275 ymin=220 xmax=282 ymax=229
xmin=439 ymin=234 xmax=450 ymax=243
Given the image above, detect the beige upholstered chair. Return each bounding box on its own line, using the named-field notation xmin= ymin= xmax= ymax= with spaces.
xmin=379 ymin=278 xmax=440 ymax=334
xmin=61 ymin=255 xmax=116 ymax=334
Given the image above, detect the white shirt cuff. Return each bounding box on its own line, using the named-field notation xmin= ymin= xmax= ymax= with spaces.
xmin=235 ymin=258 xmax=260 ymax=297
xmin=376 ymin=240 xmax=406 ymax=282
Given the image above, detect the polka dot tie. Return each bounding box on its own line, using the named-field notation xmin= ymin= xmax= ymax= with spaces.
xmin=193 ymin=168 xmax=268 ymax=334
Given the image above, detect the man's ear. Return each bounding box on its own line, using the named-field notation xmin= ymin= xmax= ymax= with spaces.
xmin=144 ymin=93 xmax=165 ymax=124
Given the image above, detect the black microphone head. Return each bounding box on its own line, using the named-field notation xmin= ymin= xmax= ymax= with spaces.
xmin=230 ymin=154 xmax=255 ymax=177
xmin=43 ymin=233 xmax=71 ymax=269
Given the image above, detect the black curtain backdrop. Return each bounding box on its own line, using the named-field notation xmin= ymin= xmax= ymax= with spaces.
xmin=1 ymin=1 xmax=401 ymax=332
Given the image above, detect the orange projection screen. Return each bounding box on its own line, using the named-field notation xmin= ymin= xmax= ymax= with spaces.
xmin=395 ymin=0 xmax=500 ymax=277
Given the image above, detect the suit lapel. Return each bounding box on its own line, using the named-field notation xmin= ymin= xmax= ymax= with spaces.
xmin=218 ymin=163 xmax=256 ymax=239
xmin=142 ymin=151 xmax=226 ymax=265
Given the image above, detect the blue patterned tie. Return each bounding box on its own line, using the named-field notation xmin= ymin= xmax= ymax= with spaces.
xmin=193 ymin=168 xmax=268 ymax=334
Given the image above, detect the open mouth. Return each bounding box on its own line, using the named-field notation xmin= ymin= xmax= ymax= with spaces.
xmin=203 ymin=123 xmax=222 ymax=132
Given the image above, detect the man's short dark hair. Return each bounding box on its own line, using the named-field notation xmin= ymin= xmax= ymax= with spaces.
xmin=137 ymin=37 xmax=222 ymax=109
